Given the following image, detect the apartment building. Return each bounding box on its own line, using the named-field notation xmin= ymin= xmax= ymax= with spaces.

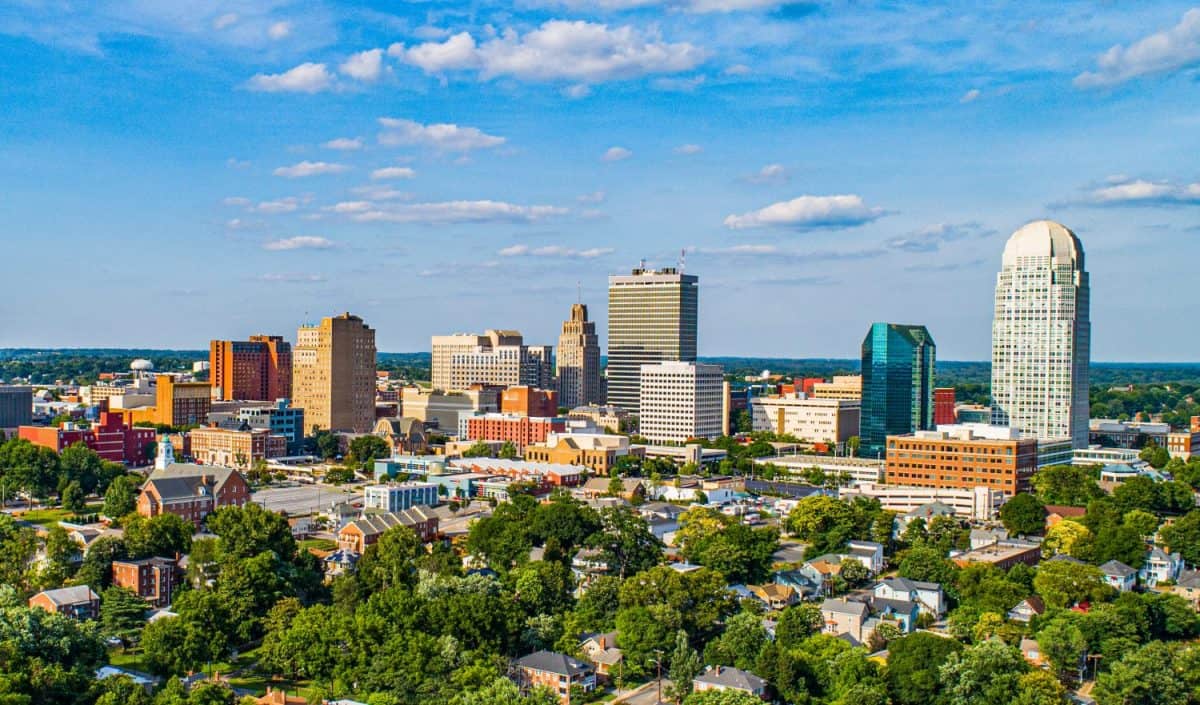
xmin=209 ymin=335 xmax=292 ymax=402
xmin=750 ymin=395 xmax=860 ymax=445
xmin=430 ymin=330 xmax=553 ymax=392
xmin=293 ymin=313 xmax=377 ymax=433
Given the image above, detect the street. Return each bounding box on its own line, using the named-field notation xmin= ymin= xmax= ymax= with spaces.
xmin=251 ymin=483 xmax=359 ymax=517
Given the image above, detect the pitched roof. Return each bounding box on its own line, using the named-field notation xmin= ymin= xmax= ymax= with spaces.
xmin=1013 ymin=596 xmax=1045 ymax=614
xmin=35 ymin=585 xmax=98 ymax=606
xmin=821 ymin=597 xmax=869 ymax=618
xmin=877 ymin=577 xmax=941 ymax=593
xmin=871 ymin=596 xmax=918 ymax=615
xmin=345 ymin=507 xmax=437 ymax=537
xmin=694 ymin=666 xmax=766 ymax=692
xmin=143 ymin=463 xmax=242 ymax=502
xmin=1044 ymin=505 xmax=1087 ymax=517
xmin=1099 ymin=560 xmax=1136 ymax=578
xmin=516 ymin=650 xmax=593 ymax=677
xmin=1177 ymin=569 xmax=1200 ymax=588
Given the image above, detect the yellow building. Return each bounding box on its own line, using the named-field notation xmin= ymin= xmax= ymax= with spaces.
xmin=523 ymin=432 xmax=643 ymax=474
xmin=811 ymin=375 xmax=862 ymax=400
xmin=292 ymin=313 xmax=377 ymax=433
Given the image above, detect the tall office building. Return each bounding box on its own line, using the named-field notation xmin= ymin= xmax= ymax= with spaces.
xmin=607 ymin=267 xmax=698 ymax=415
xmin=293 ymin=312 xmax=377 ymax=433
xmin=990 ymin=220 xmax=1090 ymax=448
xmin=430 ymin=330 xmax=553 ymax=391
xmin=557 ymin=303 xmax=602 ymax=409
xmin=861 ymin=323 xmax=936 ymax=455
xmin=638 ymin=361 xmax=724 ymax=443
xmin=209 ymin=335 xmax=292 ymax=402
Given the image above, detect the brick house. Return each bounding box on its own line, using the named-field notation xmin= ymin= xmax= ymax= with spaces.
xmin=112 ymin=557 xmax=182 ymax=607
xmin=513 ymin=650 xmax=596 ymax=703
xmin=28 ymin=585 xmax=100 ymax=619
xmin=336 ymin=507 xmax=439 ymax=553
xmin=136 ymin=437 xmax=250 ymax=528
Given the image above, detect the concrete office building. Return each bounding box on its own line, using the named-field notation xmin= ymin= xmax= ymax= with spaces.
xmin=401 ymin=386 xmax=499 ymax=435
xmin=293 ymin=313 xmax=377 ymax=433
xmin=235 ymin=400 xmax=305 ymax=455
xmin=557 ymin=303 xmax=603 ymax=409
xmin=607 ymin=267 xmax=698 ymax=415
xmin=430 ymin=330 xmax=553 ymax=391
xmin=811 ymin=376 xmax=863 ymax=400
xmin=210 ymin=335 xmax=292 ymax=402
xmin=638 ymin=361 xmax=724 ymax=443
xmin=861 ymin=323 xmax=936 ymax=456
xmin=991 ymin=220 xmax=1090 ymax=448
xmin=750 ymin=395 xmax=860 ymax=446
xmin=363 ymin=482 xmax=440 ymax=513
xmin=0 ymin=386 xmax=33 ymax=430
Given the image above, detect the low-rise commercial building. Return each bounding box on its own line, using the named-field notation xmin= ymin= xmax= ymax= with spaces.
xmin=886 ymin=424 xmax=1037 ymax=495
xmin=839 ymin=482 xmax=1005 ymax=522
xmin=235 ymin=400 xmax=305 ymax=455
xmin=19 ymin=411 xmax=155 ymax=465
xmin=501 ymin=386 xmax=559 ymax=418
xmin=449 ymin=457 xmax=587 ymax=488
xmin=189 ymin=426 xmax=288 ymax=469
xmin=464 ymin=413 xmax=567 ymax=451
xmin=28 ymin=586 xmax=100 ymax=619
xmin=363 ymin=482 xmax=439 ymax=512
xmin=811 ymin=375 xmax=861 ymax=400
xmin=337 ymin=507 xmax=439 ymax=552
xmin=951 ymin=539 xmax=1041 ymax=569
xmin=750 ymin=395 xmax=860 ymax=446
xmin=765 ymin=454 xmax=884 ymax=485
xmin=0 ymin=385 xmax=33 ymax=430
xmin=523 ymin=431 xmax=642 ymax=474
xmin=567 ymin=405 xmax=629 ymax=433
xmin=401 ymin=386 xmax=499 ymax=435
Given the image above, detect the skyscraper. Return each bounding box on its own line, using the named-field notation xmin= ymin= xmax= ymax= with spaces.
xmin=292 ymin=312 xmax=377 ymax=433
xmin=209 ymin=335 xmax=292 ymax=402
xmin=990 ymin=220 xmax=1090 ymax=448
xmin=607 ymin=267 xmax=698 ymax=415
xmin=430 ymin=330 xmax=553 ymax=391
xmin=860 ymin=322 xmax=936 ymax=455
xmin=557 ymin=303 xmax=602 ymax=409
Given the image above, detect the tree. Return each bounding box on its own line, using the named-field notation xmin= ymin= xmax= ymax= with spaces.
xmin=1139 ymin=442 xmax=1170 ymax=469
xmin=462 ymin=441 xmax=494 ymax=458
xmin=349 ymin=435 xmax=390 ymax=465
xmin=33 ymin=525 xmax=78 ymax=589
xmin=207 ymin=502 xmax=296 ymax=561
xmin=1094 ymin=642 xmax=1188 ymax=705
xmin=497 ymin=441 xmax=519 ymax=460
xmin=775 ymin=603 xmax=823 ymax=648
xmin=839 ymin=557 xmax=870 ymax=588
xmin=886 ymin=631 xmax=963 ymax=705
xmin=999 ymin=494 xmax=1046 ymax=536
xmin=898 ymin=546 xmax=959 ymax=586
xmin=59 ymin=442 xmax=104 ymax=495
xmin=75 ymin=535 xmax=126 ymax=590
xmin=1031 ymin=465 xmax=1102 ymax=506
xmin=123 ymin=513 xmax=193 ymax=559
xmin=1042 ymin=520 xmax=1091 ymax=557
xmin=1122 ymin=509 xmax=1159 ymax=538
xmin=684 ymin=691 xmax=767 ymax=705
xmin=92 ymin=674 xmax=154 ymax=705
xmin=1012 ymin=670 xmax=1068 ymax=705
xmin=590 ymin=507 xmax=662 ymax=579
xmin=0 ymin=587 xmax=107 ymax=705
xmin=1032 ymin=560 xmax=1112 ymax=609
xmin=704 ymin=611 xmax=767 ymax=671
xmin=102 ymin=475 xmax=139 ymax=521
xmin=100 ymin=586 xmax=149 ymax=644
xmin=1036 ymin=618 xmax=1086 ymax=685
xmin=358 ymin=525 xmax=424 ymax=592
xmin=787 ymin=495 xmax=858 ymax=555
xmin=1160 ymin=509 xmax=1200 ymax=565
xmin=938 ymin=639 xmax=1029 ymax=705
xmin=847 ymin=436 xmax=861 ymax=457
xmin=666 ymin=629 xmax=702 ymax=704
xmin=61 ymin=480 xmax=86 ymax=513
xmin=675 ymin=507 xmax=779 ymax=583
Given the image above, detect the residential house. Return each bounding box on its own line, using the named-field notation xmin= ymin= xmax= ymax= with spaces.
xmin=1019 ymin=638 xmax=1045 ymax=667
xmin=578 ymin=632 xmax=623 ymax=678
xmin=580 ymin=476 xmax=646 ymax=502
xmin=322 ymin=548 xmax=360 ymax=582
xmin=897 ymin=501 xmax=957 ymax=530
xmin=1140 ymin=548 xmax=1183 ymax=587
xmin=873 ymin=577 xmax=946 ymax=617
xmin=693 ymin=666 xmax=767 ymax=698
xmin=820 ymin=597 xmax=869 ymax=643
xmin=336 ymin=507 xmax=439 ymax=553
xmin=1100 ymin=560 xmax=1137 ymax=592
xmin=773 ymin=569 xmax=823 ymax=600
xmin=572 ymin=548 xmax=612 ymax=590
xmin=1169 ymin=570 xmax=1200 ymax=608
xmin=846 ymin=540 xmax=885 ymax=574
xmin=869 ymin=596 xmax=919 ymax=633
xmin=112 ymin=557 xmax=182 ymax=608
xmin=254 ymin=688 xmax=307 ymax=705
xmin=28 ymin=585 xmax=100 ymax=619
xmin=1008 ymin=596 xmax=1046 ymax=624
xmin=969 ymin=527 xmax=1009 ymax=550
xmin=748 ymin=583 xmax=799 ymax=610
xmin=513 ymin=650 xmax=596 ymax=703
xmin=1044 ymin=505 xmax=1087 ymax=529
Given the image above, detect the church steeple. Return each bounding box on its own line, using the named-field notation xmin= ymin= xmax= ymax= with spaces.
xmin=155 ymin=435 xmax=174 ymax=470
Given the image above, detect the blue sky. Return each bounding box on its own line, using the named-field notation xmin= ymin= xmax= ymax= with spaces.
xmin=1 ymin=1 xmax=1198 ymax=360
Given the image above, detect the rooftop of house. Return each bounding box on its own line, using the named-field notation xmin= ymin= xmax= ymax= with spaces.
xmin=143 ymin=463 xmax=241 ymax=502
xmin=1100 ymin=560 xmax=1137 ymax=578
xmin=343 ymin=507 xmax=437 ymax=536
xmin=516 ymin=650 xmax=593 ymax=677
xmin=694 ymin=666 xmax=766 ymax=691
xmin=821 ymin=597 xmax=869 ymax=618
xmin=876 ymin=577 xmax=941 ymax=593
xmin=32 ymin=585 xmax=98 ymax=606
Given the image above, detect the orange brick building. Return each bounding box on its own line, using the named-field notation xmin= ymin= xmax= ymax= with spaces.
xmin=112 ymin=557 xmax=182 ymax=607
xmin=19 ymin=411 xmax=155 ymax=465
xmin=336 ymin=507 xmax=439 ymax=552
xmin=465 ymin=414 xmax=566 ymax=451
xmin=885 ymin=426 xmax=1037 ymax=496
xmin=501 ymin=386 xmax=559 ymax=418
xmin=210 ymin=336 xmax=292 ymax=402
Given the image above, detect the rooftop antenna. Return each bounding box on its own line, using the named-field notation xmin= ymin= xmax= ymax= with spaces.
xmin=679 ymin=248 xmax=686 ymax=273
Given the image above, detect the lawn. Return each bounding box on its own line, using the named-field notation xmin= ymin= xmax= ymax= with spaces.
xmin=14 ymin=507 xmax=72 ymax=527
xmin=298 ymin=538 xmax=336 ymax=553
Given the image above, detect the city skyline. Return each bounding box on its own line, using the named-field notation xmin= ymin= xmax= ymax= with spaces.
xmin=2 ymin=2 xmax=1199 ymax=360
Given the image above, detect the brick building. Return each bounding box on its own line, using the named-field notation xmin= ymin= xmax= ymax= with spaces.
xmin=886 ymin=424 xmax=1038 ymax=496
xmin=136 ymin=438 xmax=251 ymax=528
xmin=210 ymin=335 xmax=292 ymax=402
xmin=19 ymin=411 xmax=155 ymax=465
xmin=28 ymin=586 xmax=100 ymax=619
xmin=188 ymin=425 xmax=288 ymax=469
xmin=934 ymin=387 xmax=957 ymax=425
xmin=465 ymin=414 xmax=566 ymax=451
xmin=336 ymin=507 xmax=439 ymax=552
xmin=513 ymin=651 xmax=596 ymax=703
xmin=112 ymin=557 xmax=182 ymax=607
xmin=501 ymin=386 xmax=559 ymax=418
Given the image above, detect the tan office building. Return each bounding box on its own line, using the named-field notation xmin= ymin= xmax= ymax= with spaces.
xmin=557 ymin=303 xmax=602 ymax=408
xmin=293 ymin=313 xmax=377 ymax=433
xmin=430 ymin=330 xmax=552 ymax=391
xmin=189 ymin=426 xmax=287 ymax=469
xmin=750 ymin=396 xmax=860 ymax=445
xmin=811 ymin=375 xmax=862 ymax=400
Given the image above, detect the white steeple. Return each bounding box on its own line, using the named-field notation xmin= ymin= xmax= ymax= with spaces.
xmin=155 ymin=436 xmax=174 ymax=470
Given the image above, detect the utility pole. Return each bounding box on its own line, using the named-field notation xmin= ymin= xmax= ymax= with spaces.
xmin=654 ymin=649 xmax=664 ymax=704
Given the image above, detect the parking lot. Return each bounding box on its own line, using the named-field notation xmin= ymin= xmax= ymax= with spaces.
xmin=251 ymin=484 xmax=359 ymax=517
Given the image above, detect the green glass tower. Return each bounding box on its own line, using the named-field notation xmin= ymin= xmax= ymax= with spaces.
xmin=860 ymin=322 xmax=936 ymax=456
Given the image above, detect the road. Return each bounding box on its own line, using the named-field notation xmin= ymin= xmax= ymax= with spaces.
xmin=613 ymin=679 xmax=672 ymax=705
xmin=251 ymin=484 xmax=359 ymax=517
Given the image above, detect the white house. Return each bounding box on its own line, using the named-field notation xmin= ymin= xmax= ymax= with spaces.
xmin=873 ymin=577 xmax=946 ymax=617
xmin=846 ymin=540 xmax=885 ymax=574
xmin=1139 ymin=548 xmax=1183 ymax=587
xmin=1099 ymin=560 xmax=1137 ymax=592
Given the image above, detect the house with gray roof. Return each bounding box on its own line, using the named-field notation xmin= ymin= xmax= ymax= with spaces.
xmin=874 ymin=577 xmax=946 ymax=617
xmin=1140 ymin=547 xmax=1183 ymax=587
xmin=693 ymin=665 xmax=767 ymax=697
xmin=514 ymin=650 xmax=596 ymax=702
xmin=1099 ymin=560 xmax=1137 ymax=592
xmin=28 ymin=585 xmax=100 ymax=619
xmin=820 ymin=597 xmax=870 ymax=642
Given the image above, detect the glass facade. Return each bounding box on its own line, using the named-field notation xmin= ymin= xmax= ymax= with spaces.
xmin=860 ymin=322 xmax=936 ymax=455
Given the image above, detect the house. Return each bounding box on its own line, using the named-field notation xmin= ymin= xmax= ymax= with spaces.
xmin=846 ymin=540 xmax=885 ymax=574
xmin=95 ymin=666 xmax=158 ymax=694
xmin=580 ymin=476 xmax=646 ymax=502
xmin=254 ymin=688 xmax=307 ymax=705
xmin=1168 ymin=570 xmax=1200 ymax=608
xmin=1043 ymin=505 xmax=1087 ymax=529
xmin=337 ymin=507 xmax=439 ymax=552
xmin=321 ymin=548 xmax=360 ymax=582
xmin=693 ymin=665 xmax=767 ymax=698
xmin=571 ymin=548 xmax=612 ymax=590
xmin=774 ymin=569 xmax=822 ymax=600
xmin=1140 ymin=548 xmax=1183 ymax=587
xmin=897 ymin=501 xmax=957 ymax=530
xmin=1099 ymin=560 xmax=1137 ymax=592
xmin=513 ymin=650 xmax=596 ymax=703
xmin=868 ymin=596 xmax=919 ymax=633
xmin=969 ymin=528 xmax=1009 ymax=550
xmin=1007 ymin=596 xmax=1046 ymax=623
xmin=112 ymin=557 xmax=182 ymax=608
xmin=372 ymin=417 xmax=428 ymax=455
xmin=873 ymin=577 xmax=946 ymax=617
xmin=28 ymin=585 xmax=100 ymax=619
xmin=748 ymin=583 xmax=799 ymax=610
xmin=820 ymin=597 xmax=869 ymax=642
xmin=1019 ymin=638 xmax=1044 ymax=667
xmin=578 ymin=632 xmax=623 ymax=677
xmin=136 ymin=438 xmax=250 ymax=528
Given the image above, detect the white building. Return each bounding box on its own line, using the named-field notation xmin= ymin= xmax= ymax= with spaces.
xmin=839 ymin=481 xmax=1005 ymax=521
xmin=990 ymin=220 xmax=1090 ymax=448
xmin=363 ymin=482 xmax=440 ymax=513
xmin=638 ymin=362 xmax=725 ymax=443
xmin=430 ymin=330 xmax=552 ymax=392
xmin=764 ymin=454 xmax=884 ymax=485
xmin=750 ymin=395 xmax=860 ymax=446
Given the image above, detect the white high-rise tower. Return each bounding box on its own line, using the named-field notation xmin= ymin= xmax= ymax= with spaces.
xmin=990 ymin=220 xmax=1090 ymax=448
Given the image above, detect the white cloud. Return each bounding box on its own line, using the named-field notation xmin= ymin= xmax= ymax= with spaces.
xmin=222 ymin=196 xmax=251 ymax=207
xmin=960 ymin=88 xmax=981 ymax=103
xmin=745 ymin=163 xmax=788 ymax=184
xmin=577 ymin=191 xmax=606 ymax=203
xmin=694 ymin=244 xmax=779 ymax=255
xmin=350 ymin=185 xmax=413 ymax=201
xmin=340 ymin=48 xmax=384 ymax=82
xmin=259 ymin=273 xmax=326 ymax=283
xmin=538 ymin=0 xmax=785 ymax=13
xmin=350 ymin=200 xmax=567 ymax=225
xmin=247 ymin=62 xmax=334 ymax=93
xmin=563 ymin=83 xmax=592 ymax=99
xmin=724 ymin=64 xmax=751 ymax=76
xmin=322 ymin=137 xmax=363 ymax=151
xmin=602 ymin=146 xmax=632 ymax=162
xmin=1075 ymin=9 xmax=1200 ymax=88
xmin=652 ymin=75 xmax=705 ymax=92
xmin=500 ymin=244 xmax=614 ymax=258
xmin=370 ymin=166 xmax=417 ymax=180
xmin=263 ymin=236 xmax=336 ymax=251
xmin=273 ymin=161 xmax=349 ymax=178
xmin=724 ymin=194 xmax=886 ymax=230
xmin=1089 ymin=178 xmax=1200 ymax=205
xmin=254 ymin=197 xmax=302 ymax=213
xmin=212 ymin=13 xmax=238 ymax=30
xmin=397 ymin=21 xmax=707 ymax=83
xmin=267 ymin=21 xmax=291 ymax=40
xmin=886 ymin=222 xmax=992 ymax=252
xmin=377 ymin=117 xmax=506 ymax=152
xmin=674 ymin=143 xmax=702 ymax=155
xmin=324 ymin=201 xmax=374 ymax=213
xmin=226 ymin=158 xmax=250 ymax=169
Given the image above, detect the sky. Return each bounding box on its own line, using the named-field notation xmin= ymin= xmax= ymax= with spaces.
xmin=1 ymin=1 xmax=1198 ymax=361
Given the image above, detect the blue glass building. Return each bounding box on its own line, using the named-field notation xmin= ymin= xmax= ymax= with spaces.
xmin=860 ymin=323 xmax=936 ymax=456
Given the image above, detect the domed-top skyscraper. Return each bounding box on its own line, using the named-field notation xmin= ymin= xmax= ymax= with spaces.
xmin=990 ymin=220 xmax=1091 ymax=448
